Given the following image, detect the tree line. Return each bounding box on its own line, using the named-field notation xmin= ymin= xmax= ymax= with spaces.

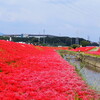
xmin=0 ymin=36 xmax=99 ymax=47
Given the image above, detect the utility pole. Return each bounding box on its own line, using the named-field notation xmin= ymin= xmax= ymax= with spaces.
xmin=43 ymin=29 xmax=45 ymax=44
xmin=38 ymin=32 xmax=40 ymax=45
xmin=38 ymin=37 xmax=40 ymax=44
xmin=9 ymin=36 xmax=12 ymax=41
xmin=87 ymin=35 xmax=90 ymax=41
xmin=71 ymin=38 xmax=72 ymax=45
xmin=75 ymin=37 xmax=79 ymax=44
xmin=75 ymin=31 xmax=79 ymax=45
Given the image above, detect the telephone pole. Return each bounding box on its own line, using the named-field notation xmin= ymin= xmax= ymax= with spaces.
xmin=75 ymin=32 xmax=79 ymax=44
xmin=76 ymin=37 xmax=79 ymax=44
xmin=87 ymin=35 xmax=90 ymax=41
xmin=43 ymin=29 xmax=45 ymax=44
xmin=9 ymin=36 xmax=12 ymax=41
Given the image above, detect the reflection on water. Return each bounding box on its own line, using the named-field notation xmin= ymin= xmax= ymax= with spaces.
xmin=64 ymin=55 xmax=100 ymax=91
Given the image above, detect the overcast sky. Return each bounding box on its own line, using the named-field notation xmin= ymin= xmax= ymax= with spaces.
xmin=0 ymin=0 xmax=100 ymax=42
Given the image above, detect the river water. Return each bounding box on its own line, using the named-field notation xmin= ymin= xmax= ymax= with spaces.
xmin=64 ymin=54 xmax=100 ymax=92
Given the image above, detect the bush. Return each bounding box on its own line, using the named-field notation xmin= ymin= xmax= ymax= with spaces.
xmin=71 ymin=44 xmax=80 ymax=49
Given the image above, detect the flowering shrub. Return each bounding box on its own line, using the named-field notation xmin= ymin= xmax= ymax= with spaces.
xmin=0 ymin=40 xmax=99 ymax=100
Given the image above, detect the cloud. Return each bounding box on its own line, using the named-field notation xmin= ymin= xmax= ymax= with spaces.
xmin=0 ymin=0 xmax=81 ymax=23
xmin=0 ymin=0 xmax=97 ymax=23
xmin=0 ymin=0 xmax=100 ymax=42
xmin=0 ymin=1 xmax=45 ymax=22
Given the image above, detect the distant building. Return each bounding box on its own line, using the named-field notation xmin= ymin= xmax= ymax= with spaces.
xmin=3 ymin=34 xmax=56 ymax=38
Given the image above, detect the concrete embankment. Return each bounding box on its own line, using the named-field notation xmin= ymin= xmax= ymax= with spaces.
xmin=58 ymin=50 xmax=100 ymax=71
xmin=80 ymin=54 xmax=100 ymax=71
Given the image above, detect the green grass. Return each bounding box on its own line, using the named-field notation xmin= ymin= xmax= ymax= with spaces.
xmin=83 ymin=53 xmax=100 ymax=58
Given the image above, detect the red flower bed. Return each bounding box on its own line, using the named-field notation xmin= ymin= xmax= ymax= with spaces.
xmin=86 ymin=51 xmax=100 ymax=55
xmin=85 ymin=48 xmax=100 ymax=55
xmin=0 ymin=40 xmax=99 ymax=100
xmin=97 ymin=48 xmax=100 ymax=52
xmin=70 ymin=47 xmax=95 ymax=52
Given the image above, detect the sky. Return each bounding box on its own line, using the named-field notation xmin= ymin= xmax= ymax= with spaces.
xmin=0 ymin=0 xmax=100 ymax=42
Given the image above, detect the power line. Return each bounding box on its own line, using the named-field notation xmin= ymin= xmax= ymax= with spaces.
xmin=63 ymin=1 xmax=100 ymax=19
xmin=43 ymin=29 xmax=45 ymax=44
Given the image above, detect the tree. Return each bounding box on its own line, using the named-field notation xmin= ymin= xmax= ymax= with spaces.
xmin=80 ymin=40 xmax=90 ymax=47
xmin=71 ymin=44 xmax=80 ymax=49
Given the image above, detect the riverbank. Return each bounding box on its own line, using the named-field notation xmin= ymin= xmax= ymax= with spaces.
xmin=58 ymin=50 xmax=100 ymax=72
xmin=58 ymin=50 xmax=100 ymax=92
xmin=80 ymin=54 xmax=100 ymax=71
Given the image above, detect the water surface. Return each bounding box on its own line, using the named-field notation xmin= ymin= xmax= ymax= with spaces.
xmin=64 ymin=54 xmax=100 ymax=91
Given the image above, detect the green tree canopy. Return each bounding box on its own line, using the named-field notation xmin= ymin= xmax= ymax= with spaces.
xmin=80 ymin=40 xmax=90 ymax=47
xmin=71 ymin=44 xmax=80 ymax=49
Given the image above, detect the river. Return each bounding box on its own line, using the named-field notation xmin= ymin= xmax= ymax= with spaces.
xmin=64 ymin=54 xmax=100 ymax=92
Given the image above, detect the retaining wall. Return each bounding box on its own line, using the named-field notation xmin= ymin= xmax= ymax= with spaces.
xmin=81 ymin=55 xmax=100 ymax=71
xmin=58 ymin=50 xmax=100 ymax=71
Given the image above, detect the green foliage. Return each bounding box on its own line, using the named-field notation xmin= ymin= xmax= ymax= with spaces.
xmin=80 ymin=40 xmax=90 ymax=47
xmin=41 ymin=44 xmax=47 ymax=46
xmin=0 ymin=36 xmax=9 ymax=40
xmin=1 ymin=35 xmax=97 ymax=47
xmin=68 ymin=47 xmax=72 ymax=50
xmin=71 ymin=44 xmax=80 ymax=49
xmin=12 ymin=36 xmax=87 ymax=46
